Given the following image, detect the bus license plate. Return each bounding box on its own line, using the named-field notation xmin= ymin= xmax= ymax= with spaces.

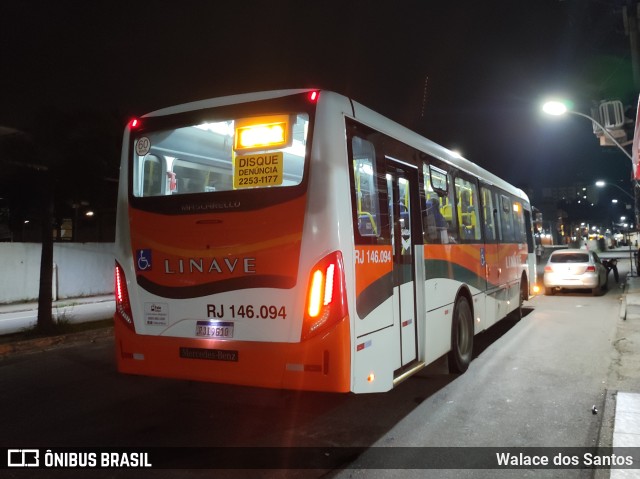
xmin=195 ymin=321 xmax=234 ymax=338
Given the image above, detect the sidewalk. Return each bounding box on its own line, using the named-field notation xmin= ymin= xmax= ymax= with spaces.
xmin=0 ymin=294 xmax=115 ymax=315
xmin=0 ymin=294 xmax=115 ymax=356
xmin=612 ymin=276 xmax=640 ymax=442
xmin=606 ymin=273 xmax=640 ymax=478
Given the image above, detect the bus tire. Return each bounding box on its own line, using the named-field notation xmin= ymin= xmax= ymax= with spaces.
xmin=448 ymin=295 xmax=474 ymax=374
xmin=509 ymin=276 xmax=527 ymax=322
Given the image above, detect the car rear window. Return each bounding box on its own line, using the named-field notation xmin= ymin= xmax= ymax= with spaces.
xmin=550 ymin=253 xmax=589 ymax=263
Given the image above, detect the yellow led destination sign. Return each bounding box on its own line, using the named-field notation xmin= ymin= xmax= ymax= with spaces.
xmin=234 ymin=115 xmax=291 ymax=152
xmin=233 ymin=152 xmax=284 ymax=188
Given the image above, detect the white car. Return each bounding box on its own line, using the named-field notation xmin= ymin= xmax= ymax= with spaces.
xmin=543 ymin=249 xmax=608 ymax=296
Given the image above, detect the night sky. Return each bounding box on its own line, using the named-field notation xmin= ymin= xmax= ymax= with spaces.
xmin=1 ymin=0 xmax=637 ymax=206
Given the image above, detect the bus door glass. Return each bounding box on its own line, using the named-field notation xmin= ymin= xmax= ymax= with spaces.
xmin=499 ymin=194 xmax=517 ymax=283
xmin=386 ymin=160 xmax=418 ymax=366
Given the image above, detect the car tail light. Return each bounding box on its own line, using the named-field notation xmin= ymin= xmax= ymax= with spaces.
xmin=115 ymin=261 xmax=135 ymax=331
xmin=302 ymin=251 xmax=347 ymax=341
xmin=586 ymin=265 xmax=596 ymax=272
xmin=544 ymin=265 xmax=553 ymax=272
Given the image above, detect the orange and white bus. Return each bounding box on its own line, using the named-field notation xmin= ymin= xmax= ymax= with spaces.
xmin=114 ymin=89 xmax=536 ymax=393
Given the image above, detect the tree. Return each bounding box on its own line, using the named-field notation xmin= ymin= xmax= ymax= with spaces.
xmin=36 ymin=170 xmax=55 ymax=333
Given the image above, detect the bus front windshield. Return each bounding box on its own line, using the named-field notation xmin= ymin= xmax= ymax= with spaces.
xmin=132 ymin=113 xmax=309 ymax=198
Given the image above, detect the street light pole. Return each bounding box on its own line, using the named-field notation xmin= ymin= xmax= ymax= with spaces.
xmin=542 ymin=101 xmax=634 ymax=163
xmin=543 ymin=100 xmax=639 ymax=265
xmin=595 ymin=180 xmax=635 ymax=201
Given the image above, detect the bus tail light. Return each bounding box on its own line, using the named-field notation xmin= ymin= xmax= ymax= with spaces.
xmin=302 ymin=251 xmax=347 ymax=341
xmin=115 ymin=261 xmax=135 ymax=331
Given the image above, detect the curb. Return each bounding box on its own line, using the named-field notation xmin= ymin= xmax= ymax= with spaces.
xmin=0 ymin=326 xmax=113 ymax=357
xmin=594 ymin=389 xmax=617 ymax=479
xmin=621 ymin=279 xmax=630 ymax=320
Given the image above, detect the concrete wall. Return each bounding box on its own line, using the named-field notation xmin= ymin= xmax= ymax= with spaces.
xmin=0 ymin=243 xmax=114 ymax=304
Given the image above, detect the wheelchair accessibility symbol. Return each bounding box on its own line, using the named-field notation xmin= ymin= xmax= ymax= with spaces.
xmin=137 ymin=249 xmax=152 ymax=271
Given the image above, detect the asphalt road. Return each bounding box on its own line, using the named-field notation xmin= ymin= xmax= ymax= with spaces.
xmin=0 ymin=262 xmax=633 ymax=479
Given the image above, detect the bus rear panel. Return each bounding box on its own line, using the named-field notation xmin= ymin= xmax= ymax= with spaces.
xmin=115 ymin=90 xmax=351 ymax=392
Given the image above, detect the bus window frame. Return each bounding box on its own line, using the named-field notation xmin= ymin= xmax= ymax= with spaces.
xmin=523 ymin=204 xmax=535 ymax=252
xmin=500 ymin=194 xmax=515 ymax=243
xmin=421 ymin=157 xmax=458 ymax=244
xmin=346 ymin=120 xmax=391 ymax=246
xmin=453 ymin=171 xmax=482 ymax=244
xmin=480 ymin=183 xmax=498 ymax=244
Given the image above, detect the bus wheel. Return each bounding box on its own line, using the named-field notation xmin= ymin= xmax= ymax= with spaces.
xmin=448 ymin=296 xmax=474 ymax=374
xmin=510 ymin=277 xmax=527 ymax=322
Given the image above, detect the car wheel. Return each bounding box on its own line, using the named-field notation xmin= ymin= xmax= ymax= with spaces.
xmin=544 ymin=287 xmax=555 ymax=296
xmin=448 ymin=296 xmax=474 ymax=374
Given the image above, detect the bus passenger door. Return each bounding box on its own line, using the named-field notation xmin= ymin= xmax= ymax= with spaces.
xmin=387 ymin=161 xmax=419 ymax=366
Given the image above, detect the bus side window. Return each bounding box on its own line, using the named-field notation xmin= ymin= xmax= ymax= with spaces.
xmin=454 ymin=177 xmax=480 ymax=242
xmin=500 ymin=195 xmax=515 ymax=242
xmin=481 ymin=186 xmax=496 ymax=241
xmin=351 ymin=137 xmax=381 ymax=237
xmin=422 ymin=163 xmax=456 ymax=244
xmin=513 ymin=201 xmax=526 ymax=243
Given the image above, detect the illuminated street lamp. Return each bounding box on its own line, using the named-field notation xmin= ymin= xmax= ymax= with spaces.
xmin=542 ymin=101 xmax=633 ymax=163
xmin=595 ymin=180 xmax=635 ymax=201
xmin=543 ymin=100 xmax=638 ymax=259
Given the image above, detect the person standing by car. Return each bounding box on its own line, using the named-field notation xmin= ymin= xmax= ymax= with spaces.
xmin=603 ymin=258 xmax=619 ymax=283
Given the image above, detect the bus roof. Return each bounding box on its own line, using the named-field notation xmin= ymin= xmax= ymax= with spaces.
xmin=140 ymin=88 xmax=529 ymax=204
xmin=346 ymin=95 xmax=528 ymax=203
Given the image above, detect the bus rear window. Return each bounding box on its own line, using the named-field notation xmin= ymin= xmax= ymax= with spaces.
xmin=132 ymin=113 xmax=309 ymax=197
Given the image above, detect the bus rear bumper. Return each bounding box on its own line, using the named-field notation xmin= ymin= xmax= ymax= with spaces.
xmin=114 ymin=316 xmax=352 ymax=393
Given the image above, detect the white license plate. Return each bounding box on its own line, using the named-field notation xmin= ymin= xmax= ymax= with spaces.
xmin=195 ymin=321 xmax=234 ymax=338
